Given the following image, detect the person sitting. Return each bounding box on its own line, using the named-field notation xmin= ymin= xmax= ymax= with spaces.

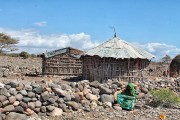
xmin=117 ymin=83 xmax=136 ymax=110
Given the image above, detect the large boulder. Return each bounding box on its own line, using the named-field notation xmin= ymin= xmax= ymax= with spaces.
xmin=6 ymin=112 xmax=27 ymax=120
xmin=99 ymin=86 xmax=112 ymax=94
xmin=0 ymin=95 xmax=7 ymax=102
xmin=3 ymin=105 xmax=15 ymax=112
xmin=90 ymin=81 xmax=100 ymax=88
xmin=100 ymin=94 xmax=114 ymax=103
xmin=34 ymin=86 xmax=44 ymax=94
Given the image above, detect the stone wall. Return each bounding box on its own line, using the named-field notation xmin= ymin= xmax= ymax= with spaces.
xmin=0 ymin=77 xmax=179 ymax=119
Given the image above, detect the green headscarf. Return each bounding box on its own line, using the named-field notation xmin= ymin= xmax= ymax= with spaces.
xmin=123 ymin=83 xmax=136 ymax=98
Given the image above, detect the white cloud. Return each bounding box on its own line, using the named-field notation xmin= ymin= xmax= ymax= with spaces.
xmin=34 ymin=21 xmax=47 ymax=27
xmin=0 ymin=28 xmax=99 ymax=54
xmin=134 ymin=42 xmax=180 ymax=61
xmin=1 ymin=27 xmax=179 ymax=61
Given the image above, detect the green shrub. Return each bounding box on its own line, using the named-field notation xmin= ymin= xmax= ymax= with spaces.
xmin=19 ymin=51 xmax=30 ymax=59
xmin=150 ymin=88 xmax=180 ymax=107
xmin=30 ymin=54 xmax=37 ymax=58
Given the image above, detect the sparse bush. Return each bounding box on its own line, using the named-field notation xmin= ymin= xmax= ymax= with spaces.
xmin=8 ymin=53 xmax=20 ymax=57
xmin=19 ymin=51 xmax=30 ymax=59
xmin=30 ymin=54 xmax=37 ymax=58
xmin=150 ymin=88 xmax=180 ymax=107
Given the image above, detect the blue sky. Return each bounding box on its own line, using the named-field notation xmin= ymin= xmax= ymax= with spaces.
xmin=0 ymin=0 xmax=180 ymax=60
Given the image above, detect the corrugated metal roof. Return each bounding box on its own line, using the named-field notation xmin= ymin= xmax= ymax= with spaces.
xmin=83 ymin=37 xmax=155 ymax=60
xmin=44 ymin=47 xmax=81 ymax=58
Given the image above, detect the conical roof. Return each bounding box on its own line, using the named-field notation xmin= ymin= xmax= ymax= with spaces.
xmin=172 ymin=54 xmax=180 ymax=63
xmin=83 ymin=37 xmax=155 ymax=60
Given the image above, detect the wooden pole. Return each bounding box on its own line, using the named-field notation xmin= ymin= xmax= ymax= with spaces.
xmin=128 ymin=58 xmax=130 ymax=82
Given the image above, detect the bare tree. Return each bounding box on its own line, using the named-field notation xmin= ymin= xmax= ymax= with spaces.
xmin=0 ymin=33 xmax=18 ymax=53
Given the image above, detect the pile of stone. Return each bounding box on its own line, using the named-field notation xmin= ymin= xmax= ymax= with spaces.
xmin=0 ymin=77 xmax=179 ymax=120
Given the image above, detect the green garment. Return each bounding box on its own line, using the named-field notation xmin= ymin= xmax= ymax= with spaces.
xmin=123 ymin=83 xmax=136 ymax=98
xmin=117 ymin=83 xmax=136 ymax=110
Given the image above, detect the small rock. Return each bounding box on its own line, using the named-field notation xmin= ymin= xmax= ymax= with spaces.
xmin=41 ymin=106 xmax=46 ymax=113
xmin=5 ymin=85 xmax=11 ymax=89
xmin=24 ymin=108 xmax=34 ymax=116
xmin=50 ymin=107 xmax=63 ymax=117
xmin=57 ymin=98 xmax=64 ymax=103
xmin=113 ymin=106 xmax=122 ymax=110
xmin=3 ymin=70 xmax=9 ymax=77
xmin=31 ymin=97 xmax=37 ymax=101
xmin=90 ymin=100 xmax=97 ymax=110
xmin=1 ymin=113 xmax=6 ymax=120
xmin=72 ymin=93 xmax=80 ymax=103
xmin=24 ymin=85 xmax=32 ymax=91
xmin=15 ymin=106 xmax=24 ymax=113
xmin=15 ymin=94 xmax=23 ymax=101
xmin=0 ymin=87 xmax=9 ymax=96
xmin=137 ymin=93 xmax=145 ymax=99
xmin=63 ymin=94 xmax=71 ymax=101
xmin=70 ymin=82 xmax=76 ymax=88
xmin=9 ymin=88 xmax=17 ymax=95
xmin=3 ymin=100 xmax=9 ymax=106
xmin=27 ymin=92 xmax=35 ymax=98
xmin=20 ymin=90 xmax=28 ymax=96
xmin=66 ymin=101 xmax=79 ymax=111
xmin=35 ymin=101 xmax=42 ymax=108
xmin=20 ymin=102 xmax=28 ymax=110
xmin=22 ymin=97 xmax=31 ymax=103
xmin=61 ymin=84 xmax=71 ymax=90
xmin=103 ymin=102 xmax=112 ymax=108
xmin=58 ymin=103 xmax=67 ymax=112
xmin=16 ymin=83 xmax=24 ymax=91
xmin=8 ymin=82 xmax=17 ymax=88
xmin=28 ymin=102 xmax=35 ymax=109
xmin=48 ymin=98 xmax=56 ymax=104
xmin=81 ymin=99 xmax=90 ymax=107
xmin=143 ymin=105 xmax=152 ymax=109
xmin=41 ymin=92 xmax=49 ymax=101
xmin=111 ymin=84 xmax=118 ymax=89
xmin=141 ymin=87 xmax=148 ymax=94
xmin=91 ymin=88 xmax=100 ymax=95
xmin=13 ymin=101 xmax=20 ymax=106
xmin=45 ymin=87 xmax=52 ymax=92
xmin=38 ymin=112 xmax=47 ymax=117
xmin=0 ymin=82 xmax=5 ymax=88
xmin=46 ymin=105 xmax=55 ymax=111
xmin=9 ymin=96 xmax=16 ymax=104
xmin=34 ymin=108 xmax=40 ymax=113
xmin=53 ymin=88 xmax=67 ymax=97
xmin=82 ymin=88 xmax=91 ymax=95
xmin=85 ymin=93 xmax=98 ymax=101
xmin=135 ymin=103 xmax=143 ymax=109
xmin=78 ymin=85 xmax=84 ymax=91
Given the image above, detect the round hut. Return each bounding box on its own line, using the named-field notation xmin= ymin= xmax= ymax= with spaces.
xmin=81 ymin=35 xmax=155 ymax=82
xmin=170 ymin=54 xmax=180 ymax=77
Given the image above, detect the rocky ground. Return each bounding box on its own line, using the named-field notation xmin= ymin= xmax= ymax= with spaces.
xmin=0 ymin=56 xmax=179 ymax=120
